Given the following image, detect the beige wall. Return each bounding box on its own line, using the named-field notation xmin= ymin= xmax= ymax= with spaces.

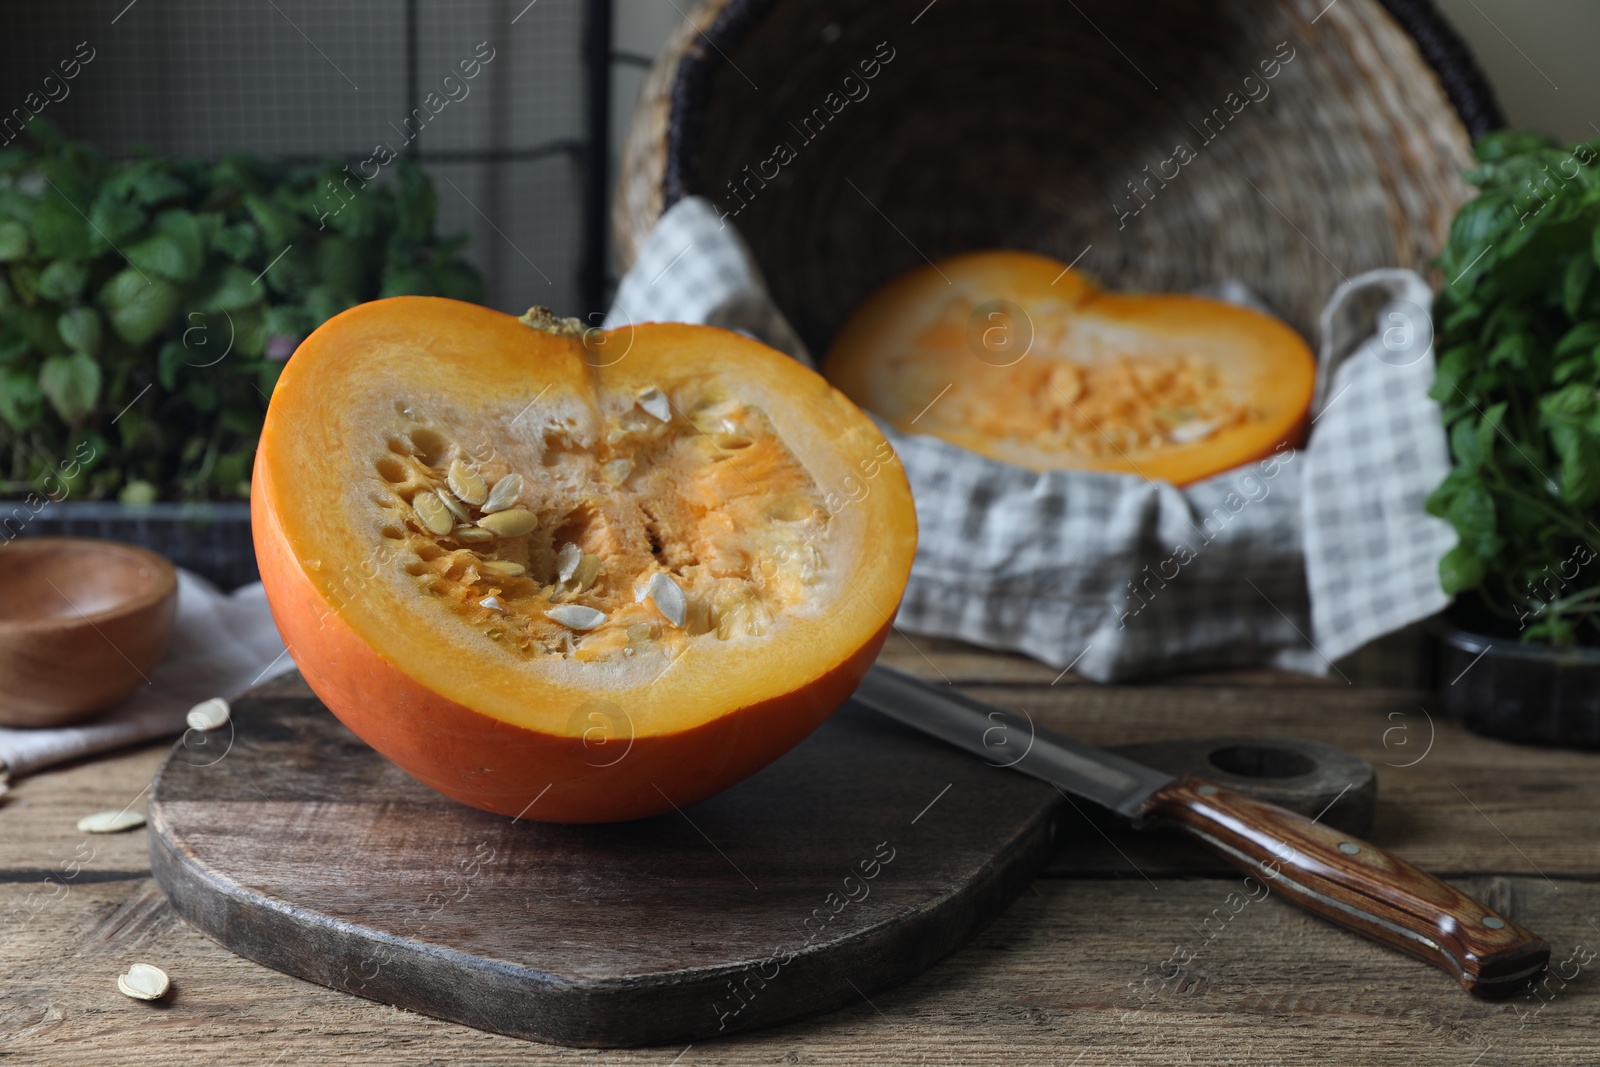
xmin=1434 ymin=0 xmax=1600 ymax=143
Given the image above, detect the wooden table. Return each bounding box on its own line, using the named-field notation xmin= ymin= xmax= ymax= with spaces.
xmin=5 ymin=633 xmax=1597 ymax=1064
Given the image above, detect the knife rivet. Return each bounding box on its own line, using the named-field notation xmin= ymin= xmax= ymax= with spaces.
xmin=1197 ymin=785 xmax=1219 ymax=797
xmin=1483 ymin=916 xmax=1506 ymax=930
xmin=1338 ymin=842 xmax=1361 ymax=855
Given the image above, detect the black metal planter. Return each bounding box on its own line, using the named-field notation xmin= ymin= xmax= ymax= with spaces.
xmin=1435 ymin=621 xmax=1600 ymax=748
xmin=1 ymin=501 xmax=256 ymax=591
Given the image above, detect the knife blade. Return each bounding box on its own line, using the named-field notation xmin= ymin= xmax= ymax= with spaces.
xmin=853 ymin=664 xmax=1551 ymax=996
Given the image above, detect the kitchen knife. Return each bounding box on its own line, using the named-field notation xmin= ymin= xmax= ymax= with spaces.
xmin=854 ymin=664 xmax=1550 ymax=996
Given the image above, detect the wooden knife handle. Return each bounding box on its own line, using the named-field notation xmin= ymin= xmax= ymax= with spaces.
xmin=1139 ymin=777 xmax=1550 ymax=996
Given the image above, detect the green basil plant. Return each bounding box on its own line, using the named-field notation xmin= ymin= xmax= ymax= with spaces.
xmin=0 ymin=120 xmax=482 ymax=503
xmin=1429 ymin=130 xmax=1600 ymax=644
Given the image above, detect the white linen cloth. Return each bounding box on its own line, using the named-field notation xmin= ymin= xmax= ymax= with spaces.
xmin=605 ymin=197 xmax=1457 ymax=680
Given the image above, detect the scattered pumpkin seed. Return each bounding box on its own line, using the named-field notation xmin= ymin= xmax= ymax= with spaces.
xmin=437 ymin=488 xmax=471 ymax=523
xmin=478 ymin=508 xmax=537 ymax=537
xmin=637 ymin=386 xmax=671 ymax=422
xmin=447 ymin=459 xmax=489 ymax=506
xmin=479 ymin=596 xmax=506 ymax=613
xmin=117 ymin=963 xmax=170 ymax=1001
xmin=77 ymin=810 xmax=147 ymax=834
xmin=453 ymin=524 xmax=495 ymax=544
xmin=186 ymin=697 xmax=230 ymax=732
xmin=601 ymin=458 xmax=634 ymax=486
xmin=413 ymin=491 xmax=454 ymax=536
xmin=481 ymin=560 xmax=526 ymax=578
xmin=646 ymin=572 xmax=688 ymax=628
xmin=481 ymin=473 xmax=523 ymax=513
xmin=556 ymin=542 xmax=582 ymax=582
xmin=546 ymin=604 xmax=607 ymax=630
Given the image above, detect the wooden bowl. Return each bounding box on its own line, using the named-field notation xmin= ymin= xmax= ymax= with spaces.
xmin=0 ymin=538 xmax=178 ymax=727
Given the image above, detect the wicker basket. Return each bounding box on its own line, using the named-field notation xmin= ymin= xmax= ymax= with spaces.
xmin=614 ymin=0 xmax=1500 ymax=349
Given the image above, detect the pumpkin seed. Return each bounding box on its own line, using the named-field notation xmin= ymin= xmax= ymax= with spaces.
xmin=573 ymin=553 xmax=603 ymax=591
xmin=117 ymin=963 xmax=170 ymax=1001
xmin=1168 ymin=419 xmax=1217 ymax=444
xmin=453 ymin=524 xmax=494 ymax=544
xmin=413 ymin=491 xmax=454 ymax=536
xmin=481 ymin=472 xmax=523 ymax=513
xmin=602 ymin=458 xmax=634 ymax=486
xmin=626 ymin=622 xmax=653 ymax=644
xmin=798 ymin=543 xmax=822 ymax=585
xmin=447 ymin=459 xmax=489 ymax=506
xmin=77 ymin=810 xmax=147 ymax=834
xmin=478 ymin=508 xmax=537 ymax=537
xmin=637 ymin=386 xmax=671 ymax=422
xmin=437 ymin=488 xmax=471 ymax=523
xmin=186 ymin=697 xmax=230 ymax=732
xmin=479 ymin=596 xmax=506 ymax=613
xmin=481 ymin=559 xmax=526 ymax=578
xmin=646 ymin=572 xmax=687 ymax=628
xmin=546 ymin=604 xmax=607 ymax=630
xmin=556 ymin=542 xmax=582 ymax=582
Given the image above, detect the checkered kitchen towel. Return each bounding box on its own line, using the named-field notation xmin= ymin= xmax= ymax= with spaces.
xmin=606 ymin=197 xmax=1456 ymax=681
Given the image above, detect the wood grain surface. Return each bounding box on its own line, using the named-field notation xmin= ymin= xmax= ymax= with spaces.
xmin=149 ymin=687 xmax=1065 ymax=1047
xmin=143 ymin=670 xmax=1371 ymax=1047
xmin=4 ymin=633 xmax=1598 ymax=1064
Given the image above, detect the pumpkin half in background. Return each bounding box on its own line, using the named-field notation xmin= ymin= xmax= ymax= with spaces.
xmin=822 ymin=250 xmax=1316 ymax=486
xmin=253 ymin=297 xmax=916 ymax=822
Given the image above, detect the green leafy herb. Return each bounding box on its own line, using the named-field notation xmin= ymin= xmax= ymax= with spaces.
xmin=0 ymin=121 xmax=485 ymax=502
xmin=38 ymin=352 xmax=101 ymax=424
xmin=1429 ymin=130 xmax=1600 ymax=644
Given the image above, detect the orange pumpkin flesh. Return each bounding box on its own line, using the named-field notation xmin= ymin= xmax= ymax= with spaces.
xmin=253 ymin=298 xmax=915 ymax=823
xmin=822 ymin=250 xmax=1316 ymax=486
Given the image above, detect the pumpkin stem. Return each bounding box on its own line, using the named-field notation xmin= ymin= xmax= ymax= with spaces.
xmin=519 ymin=306 xmax=590 ymax=338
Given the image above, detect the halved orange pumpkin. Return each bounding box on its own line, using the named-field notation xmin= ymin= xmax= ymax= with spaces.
xmin=253 ymin=298 xmax=915 ymax=823
xmin=822 ymin=250 xmax=1315 ymax=486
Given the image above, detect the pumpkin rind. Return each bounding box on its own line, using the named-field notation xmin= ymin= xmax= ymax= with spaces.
xmin=822 ymin=250 xmax=1316 ymax=486
xmin=253 ymin=297 xmax=914 ymax=822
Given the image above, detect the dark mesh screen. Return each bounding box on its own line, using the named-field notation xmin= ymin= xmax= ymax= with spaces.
xmin=0 ymin=0 xmax=603 ymax=316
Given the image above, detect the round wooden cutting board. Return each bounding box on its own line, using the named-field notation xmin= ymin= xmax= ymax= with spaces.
xmin=148 ymin=672 xmax=1371 ymax=1047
